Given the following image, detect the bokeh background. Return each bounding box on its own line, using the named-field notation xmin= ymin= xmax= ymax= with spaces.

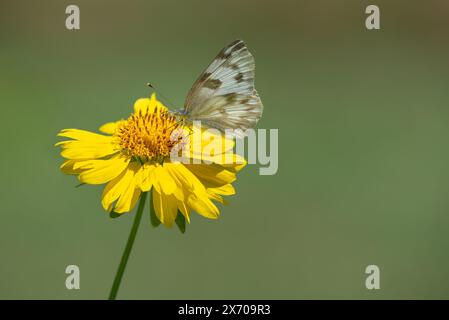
xmin=1 ymin=0 xmax=449 ymax=299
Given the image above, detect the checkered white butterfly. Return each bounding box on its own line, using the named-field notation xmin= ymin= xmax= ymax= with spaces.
xmin=173 ymin=40 xmax=264 ymax=137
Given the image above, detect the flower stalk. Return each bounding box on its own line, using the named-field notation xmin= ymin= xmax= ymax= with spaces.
xmin=108 ymin=192 xmax=148 ymax=300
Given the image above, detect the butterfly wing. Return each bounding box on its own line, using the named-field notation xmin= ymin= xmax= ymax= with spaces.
xmin=183 ymin=40 xmax=263 ymax=135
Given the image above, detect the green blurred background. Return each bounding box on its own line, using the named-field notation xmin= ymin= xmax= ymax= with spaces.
xmin=1 ymin=0 xmax=449 ymax=299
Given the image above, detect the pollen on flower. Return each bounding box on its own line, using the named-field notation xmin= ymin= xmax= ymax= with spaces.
xmin=115 ymin=106 xmax=183 ymax=162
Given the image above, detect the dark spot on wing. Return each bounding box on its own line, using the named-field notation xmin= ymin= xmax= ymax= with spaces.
xmin=204 ymin=78 xmax=222 ymax=89
xmin=234 ymin=73 xmax=244 ymax=82
xmin=230 ymin=63 xmax=239 ymax=70
xmin=240 ymin=98 xmax=250 ymax=105
xmin=217 ymin=40 xmax=246 ymax=60
xmin=223 ymin=92 xmax=238 ymax=103
xmin=217 ymin=48 xmax=232 ymax=60
xmin=198 ymin=72 xmax=211 ymax=83
xmin=232 ymin=41 xmax=245 ymax=53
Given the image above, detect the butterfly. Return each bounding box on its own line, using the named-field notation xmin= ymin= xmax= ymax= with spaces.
xmin=172 ymin=39 xmax=263 ymax=137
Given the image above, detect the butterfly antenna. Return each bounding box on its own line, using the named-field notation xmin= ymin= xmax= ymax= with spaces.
xmin=146 ymin=83 xmax=176 ymax=109
xmin=146 ymin=83 xmax=192 ymax=134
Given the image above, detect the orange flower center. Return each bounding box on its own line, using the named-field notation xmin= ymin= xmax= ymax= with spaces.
xmin=115 ymin=107 xmax=183 ymax=163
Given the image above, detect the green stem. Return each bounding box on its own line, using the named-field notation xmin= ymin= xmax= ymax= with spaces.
xmin=108 ymin=192 xmax=147 ymax=300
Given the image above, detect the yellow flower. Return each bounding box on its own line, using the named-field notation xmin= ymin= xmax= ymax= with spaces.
xmin=56 ymin=94 xmax=246 ymax=227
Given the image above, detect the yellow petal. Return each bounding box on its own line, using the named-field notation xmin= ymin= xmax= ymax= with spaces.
xmin=133 ymin=94 xmax=168 ymax=115
xmin=135 ymin=163 xmax=156 ymax=192
xmin=160 ymin=166 xmax=185 ymax=201
xmin=208 ymin=184 xmax=235 ymax=196
xmin=164 ymin=162 xmax=206 ymax=193
xmin=152 ymin=188 xmax=178 ymax=227
xmin=99 ymin=121 xmax=122 ymax=135
xmin=177 ymin=199 xmax=190 ymax=223
xmin=185 ymin=127 xmax=235 ymax=158
xmin=59 ymin=143 xmax=117 ymax=159
xmin=57 ymin=129 xmax=111 ymax=142
xmin=77 ymin=154 xmax=130 ymax=185
xmin=187 ymin=193 xmax=219 ymax=219
xmin=185 ymin=148 xmax=246 ymax=169
xmin=184 ymin=163 xmax=236 ymax=188
xmin=206 ymin=190 xmax=227 ymax=204
xmin=153 ymin=165 xmax=176 ymax=195
xmin=60 ymin=159 xmax=84 ymax=174
xmin=115 ymin=185 xmax=141 ymax=214
xmin=101 ymin=162 xmax=141 ymax=213
xmin=206 ymin=184 xmax=234 ymax=205
xmin=133 ymin=98 xmax=151 ymax=114
xmin=57 ymin=129 xmax=117 ymax=160
xmin=200 ymin=129 xmax=235 ymax=156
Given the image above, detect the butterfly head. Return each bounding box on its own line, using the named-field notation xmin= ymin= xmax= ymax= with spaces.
xmin=170 ymin=108 xmax=188 ymax=122
xmin=166 ymin=109 xmax=194 ymax=134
